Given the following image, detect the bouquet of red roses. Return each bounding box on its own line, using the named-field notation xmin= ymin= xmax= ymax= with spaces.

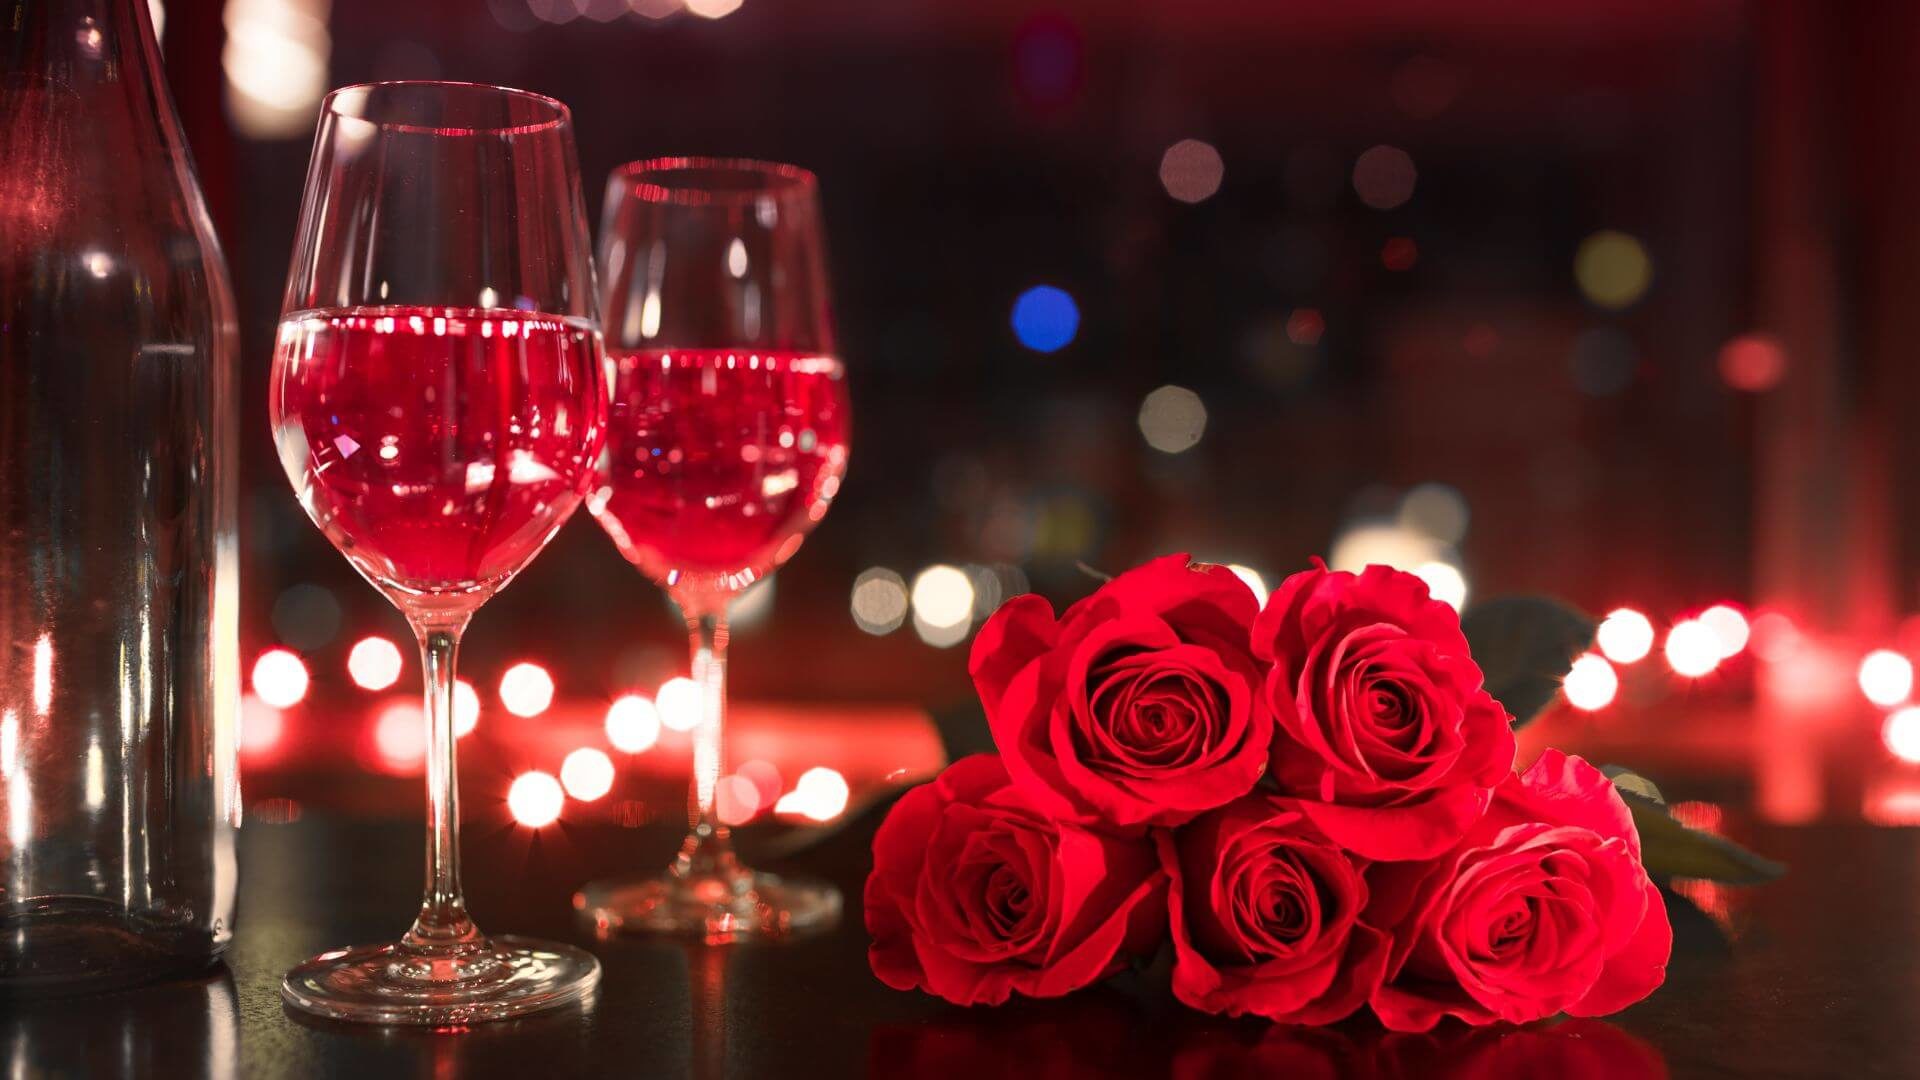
xmin=865 ymin=554 xmax=1678 ymax=1030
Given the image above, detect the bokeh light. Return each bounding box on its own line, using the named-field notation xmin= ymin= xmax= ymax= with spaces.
xmin=1225 ymin=564 xmax=1269 ymax=607
xmin=1380 ymin=236 xmax=1418 ymax=271
xmin=1859 ymin=650 xmax=1914 ymax=707
xmin=373 ymin=700 xmax=426 ymax=771
xmin=1412 ymin=561 xmax=1468 ymax=611
xmin=1328 ymin=523 xmax=1445 ymax=577
xmin=1285 ymin=307 xmax=1326 ymax=346
xmin=1664 ymin=619 xmax=1722 ymax=678
xmin=1137 ymin=385 xmax=1208 ymax=454
xmin=1749 ymin=611 xmax=1801 ymax=663
xmin=507 ymin=771 xmax=564 ymax=827
xmin=1352 ymin=145 xmax=1416 ymax=210
xmin=347 ymin=635 xmax=404 ymax=691
xmin=1159 ymin=138 xmax=1224 ymax=204
xmin=716 ymin=774 xmax=763 ymax=825
xmin=1719 ymin=333 xmax=1787 ymax=392
xmin=684 ymin=0 xmax=743 ymax=18
xmin=1699 ymin=604 xmax=1751 ymax=659
xmin=1397 ymin=483 xmax=1470 ymax=545
xmin=1563 ymin=653 xmax=1619 ymax=711
xmin=1011 ymin=285 xmax=1080 ymax=353
xmin=222 ymin=0 xmax=331 ymax=138
xmin=499 ymin=662 xmax=556 ymax=718
xmin=656 ymin=676 xmax=703 ymax=732
xmin=774 ymin=766 xmax=851 ymax=822
xmin=1574 ymin=230 xmax=1653 ymax=309
xmin=851 ymin=567 xmax=910 ymax=635
xmin=1885 ymin=708 xmax=1920 ymax=764
xmin=911 ymin=564 xmax=975 ymax=630
xmin=453 ymin=679 xmax=480 ymax=737
xmin=240 ymin=694 xmax=285 ymax=756
xmin=270 ymin=583 xmax=342 ymax=650
xmin=737 ymin=759 xmax=784 ymax=806
xmin=605 ymin=694 xmax=662 ymax=753
xmin=1596 ymin=608 xmax=1656 ymax=664
xmin=251 ymin=648 xmax=309 ymax=709
xmin=560 ymin=747 xmax=615 ymax=802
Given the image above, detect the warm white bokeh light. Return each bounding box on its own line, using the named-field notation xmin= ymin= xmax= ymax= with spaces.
xmin=1225 ymin=564 xmax=1269 ymax=607
xmin=251 ymin=648 xmax=310 ymax=708
xmin=1859 ymin=650 xmax=1914 ymax=707
xmin=911 ymin=565 xmax=975 ymax=630
xmin=1665 ymin=620 xmax=1723 ymax=678
xmin=373 ymin=700 xmax=426 ymax=769
xmin=347 ymin=635 xmax=403 ymax=690
xmin=1562 ymin=653 xmax=1619 ymax=711
xmin=240 ymin=694 xmax=285 ymax=755
xmin=499 ymin=662 xmax=556 ymax=717
xmin=1885 ymin=708 xmax=1920 ymax=764
xmin=453 ymin=679 xmax=480 ymax=737
xmin=774 ymin=766 xmax=851 ymax=822
xmin=1596 ymin=608 xmax=1656 ymax=664
xmin=656 ymin=676 xmax=703 ymax=732
xmin=851 ymin=567 xmax=910 ymax=635
xmin=605 ymin=695 xmax=662 ymax=753
xmin=507 ymin=771 xmax=564 ymax=827
xmin=222 ymin=0 xmax=332 ymax=138
xmin=1413 ymin=561 xmax=1468 ymax=611
xmin=1699 ymin=604 xmax=1750 ymax=659
xmin=560 ymin=747 xmax=615 ymax=802
xmin=1137 ymin=385 xmax=1209 ymax=454
xmin=1327 ymin=523 xmax=1444 ymax=576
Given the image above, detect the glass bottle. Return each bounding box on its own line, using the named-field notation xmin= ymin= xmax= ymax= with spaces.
xmin=0 ymin=0 xmax=240 ymax=993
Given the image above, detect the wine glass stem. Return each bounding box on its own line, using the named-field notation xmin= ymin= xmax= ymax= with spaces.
xmin=679 ymin=605 xmax=739 ymax=878
xmin=403 ymin=619 xmax=482 ymax=952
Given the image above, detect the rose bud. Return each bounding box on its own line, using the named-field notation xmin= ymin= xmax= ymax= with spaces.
xmin=1158 ymin=793 xmax=1389 ymax=1024
xmin=1369 ymin=750 xmax=1673 ymax=1031
xmin=1253 ymin=562 xmax=1516 ymax=861
xmin=969 ymin=554 xmax=1272 ymax=831
xmin=865 ymin=755 xmax=1167 ymax=1006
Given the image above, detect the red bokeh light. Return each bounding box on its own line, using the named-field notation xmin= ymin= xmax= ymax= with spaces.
xmin=1718 ymin=333 xmax=1787 ymax=392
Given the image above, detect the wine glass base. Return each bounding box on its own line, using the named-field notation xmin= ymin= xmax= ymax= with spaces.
xmin=575 ymin=869 xmax=842 ymax=941
xmin=280 ymin=936 xmax=600 ymax=1025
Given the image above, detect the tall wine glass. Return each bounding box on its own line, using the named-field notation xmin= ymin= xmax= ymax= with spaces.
xmin=270 ymin=82 xmax=605 ymax=1023
xmin=577 ymin=159 xmax=851 ymax=938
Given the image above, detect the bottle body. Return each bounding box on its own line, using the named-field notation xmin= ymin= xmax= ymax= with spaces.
xmin=0 ymin=0 xmax=240 ymax=992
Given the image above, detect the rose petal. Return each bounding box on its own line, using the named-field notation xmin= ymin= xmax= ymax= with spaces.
xmin=1567 ymin=878 xmax=1672 ymax=1017
xmin=970 ymin=594 xmax=1059 ymax=722
xmin=1299 ymin=782 xmax=1490 ymax=862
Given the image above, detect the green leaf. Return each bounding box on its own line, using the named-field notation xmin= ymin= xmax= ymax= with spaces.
xmin=1616 ymin=787 xmax=1786 ymax=885
xmin=1601 ymin=765 xmax=1666 ymax=806
xmin=1460 ymin=596 xmax=1597 ymax=728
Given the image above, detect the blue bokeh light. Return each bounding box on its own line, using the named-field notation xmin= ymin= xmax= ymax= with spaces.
xmin=1011 ymin=285 xmax=1080 ymax=353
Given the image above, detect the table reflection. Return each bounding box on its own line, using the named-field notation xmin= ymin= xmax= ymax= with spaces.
xmin=3 ymin=967 xmax=239 ymax=1080
xmin=871 ymin=1000 xmax=1667 ymax=1080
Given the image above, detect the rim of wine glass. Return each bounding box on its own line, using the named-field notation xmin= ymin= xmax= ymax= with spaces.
xmin=321 ymin=80 xmax=572 ymax=138
xmin=610 ymin=156 xmax=819 ymax=207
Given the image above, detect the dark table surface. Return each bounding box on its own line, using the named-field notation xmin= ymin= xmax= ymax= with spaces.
xmin=6 ymin=810 xmax=1914 ymax=1079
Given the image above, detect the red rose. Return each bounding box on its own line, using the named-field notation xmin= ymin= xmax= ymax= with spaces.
xmin=1368 ymin=750 xmax=1673 ymax=1031
xmin=970 ymin=554 xmax=1271 ymax=830
xmin=1252 ymin=562 xmax=1515 ymax=860
xmin=1158 ymin=793 xmax=1389 ymax=1023
xmin=865 ymin=754 xmax=1167 ymax=1006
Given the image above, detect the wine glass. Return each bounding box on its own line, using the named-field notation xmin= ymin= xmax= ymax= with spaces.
xmin=269 ymin=82 xmax=605 ymax=1024
xmin=577 ymin=158 xmax=851 ymax=938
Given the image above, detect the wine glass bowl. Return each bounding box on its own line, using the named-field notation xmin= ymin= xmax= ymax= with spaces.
xmin=270 ymin=81 xmax=603 ymax=1025
xmin=577 ymin=158 xmax=849 ymax=938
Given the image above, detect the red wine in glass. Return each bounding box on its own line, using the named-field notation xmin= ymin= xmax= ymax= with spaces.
xmin=272 ymin=305 xmax=604 ymax=608
xmin=592 ymin=347 xmax=850 ymax=595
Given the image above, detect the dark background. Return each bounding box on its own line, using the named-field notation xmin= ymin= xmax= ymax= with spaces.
xmin=153 ymin=0 xmax=1920 ymax=825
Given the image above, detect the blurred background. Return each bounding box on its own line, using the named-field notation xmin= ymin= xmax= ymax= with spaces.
xmin=151 ymin=0 xmax=1920 ymax=863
